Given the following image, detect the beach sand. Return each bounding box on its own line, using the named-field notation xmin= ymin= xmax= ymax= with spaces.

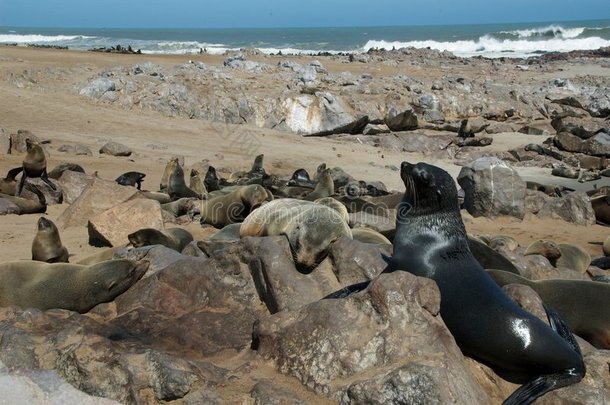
xmin=0 ymin=45 xmax=608 ymax=262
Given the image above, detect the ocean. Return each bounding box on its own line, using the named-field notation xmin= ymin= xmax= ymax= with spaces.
xmin=1 ymin=19 xmax=610 ymax=58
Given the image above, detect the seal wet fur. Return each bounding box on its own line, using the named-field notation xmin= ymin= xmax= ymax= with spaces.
xmin=328 ymin=161 xmax=585 ymax=405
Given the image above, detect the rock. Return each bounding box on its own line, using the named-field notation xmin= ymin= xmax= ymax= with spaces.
xmin=99 ymin=141 xmax=132 ymax=157
xmin=362 ymin=123 xmax=391 ymax=135
xmin=58 ymin=177 xmax=139 ymax=228
xmin=239 ymin=236 xmax=340 ymax=313
xmin=19 ymin=177 xmax=63 ymax=205
xmin=87 ymin=198 xmax=164 ymax=247
xmin=536 ymin=192 xmax=595 ymax=226
xmin=555 ymin=131 xmax=610 ymax=157
xmin=485 ymin=123 xmax=519 ymax=134
xmin=283 ymin=93 xmax=367 ymax=136
xmin=0 ymin=360 xmax=119 ymax=404
xmin=524 ymin=190 xmax=551 ymax=215
xmin=413 ymin=93 xmax=445 ymax=124
xmin=377 ymin=133 xmax=452 ymax=155
xmin=328 ymin=237 xmax=391 ymax=286
xmin=518 ymin=123 xmax=553 ymax=136
xmin=586 ymin=94 xmax=610 ymax=118
xmin=58 ymin=143 xmax=93 ymax=155
xmin=80 ymin=77 xmax=116 ymax=99
xmin=329 ymin=166 xmax=356 ymax=188
xmin=578 ymin=154 xmax=608 ymax=170
xmin=10 ymin=130 xmax=39 ymax=153
xmin=551 ymin=116 xmax=604 ymax=139
xmin=384 ymin=107 xmax=418 ymax=132
xmin=115 ymin=245 xmax=186 ymax=279
xmin=457 ymin=157 xmax=526 ymax=219
xmin=58 ymin=170 xmax=96 ymax=204
xmin=454 ymin=137 xmax=493 ymax=147
xmin=250 ymin=380 xmax=308 ymax=405
xmin=253 ymin=271 xmax=490 ymax=401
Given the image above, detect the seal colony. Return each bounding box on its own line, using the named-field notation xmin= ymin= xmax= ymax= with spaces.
xmin=328 ymin=161 xmax=585 ymax=404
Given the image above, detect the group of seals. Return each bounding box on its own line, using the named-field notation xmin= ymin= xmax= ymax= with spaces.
xmin=328 ymin=161 xmax=585 ymax=404
xmin=0 ymin=259 xmax=149 ymax=313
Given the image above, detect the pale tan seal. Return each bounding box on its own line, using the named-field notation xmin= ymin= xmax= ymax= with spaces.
xmin=488 ymin=234 xmax=519 ymax=252
xmin=31 ymin=217 xmax=69 ymax=263
xmin=189 ymin=168 xmax=208 ymax=195
xmin=128 ymin=227 xmax=194 ymax=252
xmin=200 ymin=184 xmax=271 ymax=228
xmin=0 ymin=259 xmax=148 ymax=313
xmin=603 ymin=235 xmax=610 ymax=256
xmin=487 ymin=269 xmax=610 ymax=349
xmin=76 ymin=247 xmax=123 ymax=265
xmin=555 ymin=243 xmax=591 ymax=274
xmin=351 ymin=226 xmax=392 ymax=245
xmin=159 ymin=157 xmax=178 ymax=192
xmin=17 ymin=138 xmax=56 ymax=196
xmin=303 ymin=168 xmax=334 ymax=201
xmin=140 ymin=191 xmax=172 ymax=204
xmin=314 ymin=197 xmax=349 ymax=223
xmin=240 ymin=198 xmax=352 ymax=269
xmin=524 ymin=239 xmax=562 ymax=264
xmin=161 ymin=197 xmax=200 ymax=217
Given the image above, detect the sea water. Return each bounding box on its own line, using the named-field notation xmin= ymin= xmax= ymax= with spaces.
xmin=1 ymin=19 xmax=609 ymax=58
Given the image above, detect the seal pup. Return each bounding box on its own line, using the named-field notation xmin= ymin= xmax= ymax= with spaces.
xmin=287 ymin=168 xmax=314 ymax=188
xmin=17 ymin=138 xmax=56 ymax=196
xmin=116 ymin=171 xmax=146 ymax=190
xmin=0 ymin=259 xmax=148 ymax=313
xmin=0 ymin=183 xmax=47 ymax=214
xmin=200 ymin=184 xmax=271 ymax=228
xmin=487 ymin=269 xmax=610 ymax=349
xmin=31 ymin=217 xmax=69 ymax=263
xmin=189 ymin=169 xmax=208 ymax=196
xmin=128 ymin=227 xmax=194 ymax=252
xmin=0 ymin=167 xmax=23 ymax=195
xmin=303 ymin=168 xmax=334 ymax=201
xmin=204 ymin=166 xmax=221 ymax=192
xmin=329 ymin=161 xmax=585 ymax=404
xmin=240 ymin=198 xmax=352 ymax=270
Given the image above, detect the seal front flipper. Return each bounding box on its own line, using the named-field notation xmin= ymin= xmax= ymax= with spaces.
xmin=504 ymin=306 xmax=585 ymax=405
xmin=323 ymin=280 xmax=371 ymax=299
xmin=40 ymin=170 xmax=57 ymax=191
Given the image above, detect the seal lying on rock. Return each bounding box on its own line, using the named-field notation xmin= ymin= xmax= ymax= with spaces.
xmin=328 ymin=161 xmax=585 ymax=405
xmin=0 ymin=183 xmax=47 ymax=214
xmin=0 ymin=259 xmax=148 ymax=313
xmin=487 ymin=269 xmax=610 ymax=350
xmin=31 ymin=217 xmax=69 ymax=263
xmin=0 ymin=167 xmax=23 ymax=195
xmin=240 ymin=198 xmax=352 ymax=270
xmin=200 ymin=184 xmax=271 ymax=228
xmin=128 ymin=227 xmax=194 ymax=252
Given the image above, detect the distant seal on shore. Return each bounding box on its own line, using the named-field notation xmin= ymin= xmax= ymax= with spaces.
xmin=128 ymin=227 xmax=194 ymax=252
xmin=0 ymin=167 xmax=23 ymax=195
xmin=31 ymin=217 xmax=69 ymax=263
xmin=303 ymin=168 xmax=334 ymax=201
xmin=240 ymin=198 xmax=352 ymax=270
xmin=167 ymin=159 xmax=201 ymax=199
xmin=115 ymin=171 xmax=146 ymax=190
xmin=328 ymin=161 xmax=585 ymax=404
xmin=551 ymin=164 xmax=579 ymax=180
xmin=0 ymin=183 xmax=47 ymax=214
xmin=0 ymin=259 xmax=148 ymax=313
xmin=487 ymin=269 xmax=610 ymax=349
xmin=200 ymin=184 xmax=271 ymax=228
xmin=17 ymin=138 xmax=57 ymax=196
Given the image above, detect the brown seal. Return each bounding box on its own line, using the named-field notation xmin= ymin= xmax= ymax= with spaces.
xmin=488 ymin=269 xmax=610 ymax=349
xmin=167 ymin=159 xmax=201 ymax=200
xmin=303 ymin=168 xmax=334 ymax=201
xmin=161 ymin=197 xmax=200 ymax=217
xmin=0 ymin=183 xmax=47 ymax=214
xmin=31 ymin=217 xmax=69 ymax=263
xmin=590 ymin=194 xmax=610 ymax=225
xmin=0 ymin=259 xmax=148 ymax=313
xmin=17 ymin=138 xmax=56 ymax=196
xmin=200 ymin=184 xmax=271 ymax=228
xmin=0 ymin=167 xmax=23 ymax=195
xmin=240 ymin=198 xmax=352 ymax=270
xmin=189 ymin=168 xmax=208 ymax=195
xmin=128 ymin=227 xmax=194 ymax=252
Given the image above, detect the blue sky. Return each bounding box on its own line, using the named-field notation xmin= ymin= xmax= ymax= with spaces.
xmin=1 ymin=0 xmax=609 ymax=28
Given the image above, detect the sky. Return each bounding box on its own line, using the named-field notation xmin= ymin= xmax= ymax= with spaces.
xmin=1 ymin=0 xmax=609 ymax=28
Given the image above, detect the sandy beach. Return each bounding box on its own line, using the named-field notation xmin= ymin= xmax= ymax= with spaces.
xmin=1 ymin=45 xmax=609 ymax=262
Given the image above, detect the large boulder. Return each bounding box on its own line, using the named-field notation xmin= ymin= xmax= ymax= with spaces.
xmin=253 ymin=271 xmax=491 ymax=402
xmin=99 ymin=142 xmax=132 ymax=157
xmin=19 ymin=177 xmax=63 ymax=205
xmin=80 ymin=78 xmax=116 ymax=99
xmin=555 ymin=131 xmax=610 ymax=157
xmin=87 ymin=198 xmax=164 ymax=247
xmin=58 ymin=177 xmax=139 ymax=228
xmin=551 ymin=116 xmax=605 ymax=139
xmin=58 ymin=170 xmax=96 ymax=204
xmin=536 ymin=192 xmax=595 ymax=226
xmin=457 ymin=157 xmax=526 ymax=219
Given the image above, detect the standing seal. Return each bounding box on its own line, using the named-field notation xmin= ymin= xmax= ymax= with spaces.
xmin=0 ymin=259 xmax=148 ymax=313
xmin=329 ymin=161 xmax=585 ymax=404
xmin=303 ymin=168 xmax=334 ymax=201
xmin=17 ymin=138 xmax=57 ymax=196
xmin=32 ymin=217 xmax=69 ymax=263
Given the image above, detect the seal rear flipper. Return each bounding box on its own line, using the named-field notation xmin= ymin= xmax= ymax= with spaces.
xmin=503 ymin=368 xmax=585 ymax=405
xmin=323 ymin=280 xmax=371 ymax=299
xmin=41 ymin=170 xmax=57 ymax=191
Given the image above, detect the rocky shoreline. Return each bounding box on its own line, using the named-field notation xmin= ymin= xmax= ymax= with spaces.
xmin=0 ymin=45 xmax=609 ymax=404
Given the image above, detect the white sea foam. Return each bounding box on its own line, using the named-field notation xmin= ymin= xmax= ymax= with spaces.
xmin=500 ymin=24 xmax=585 ymax=39
xmin=0 ymin=34 xmax=94 ymax=43
xmin=362 ymin=35 xmax=610 ymax=58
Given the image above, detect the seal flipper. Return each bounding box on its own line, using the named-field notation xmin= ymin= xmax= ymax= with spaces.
xmin=16 ymin=170 xmax=27 ymax=196
xmin=503 ymin=306 xmax=585 ymax=405
xmin=40 ymin=170 xmax=57 ymax=191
